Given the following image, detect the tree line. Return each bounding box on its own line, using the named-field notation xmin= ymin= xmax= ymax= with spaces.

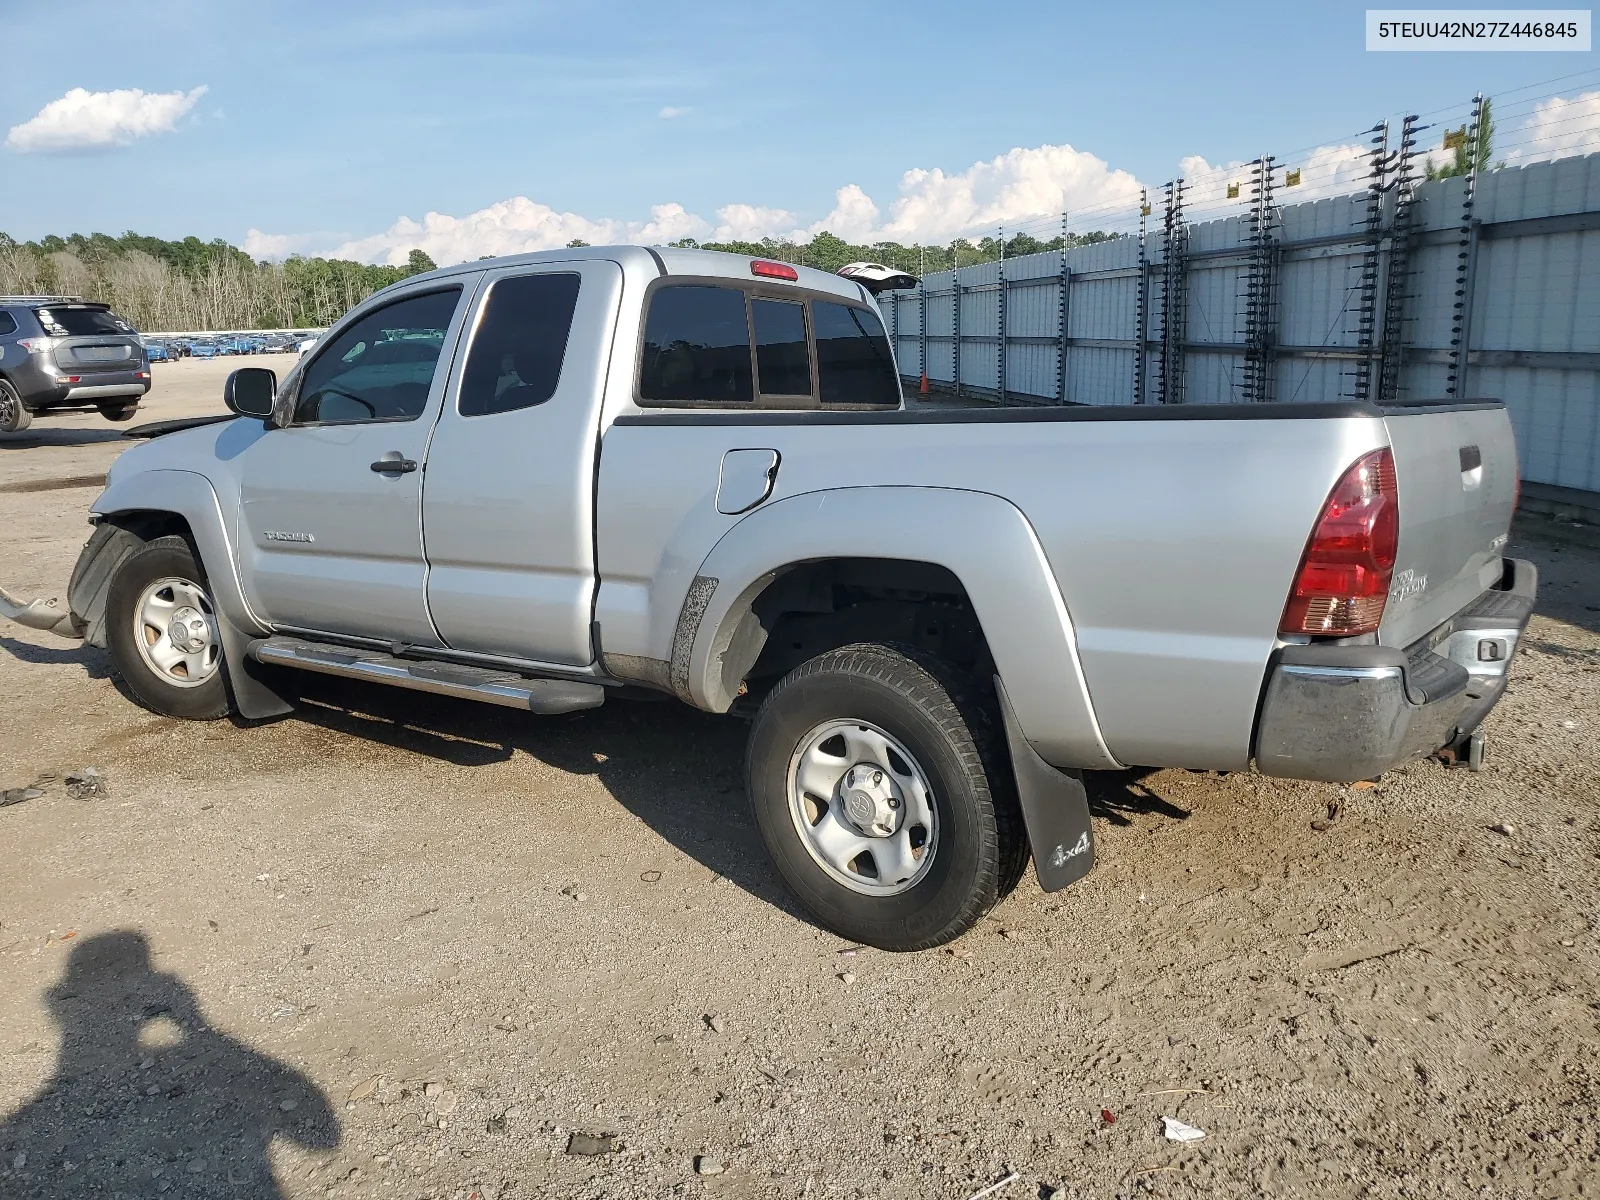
xmin=665 ymin=229 xmax=1117 ymax=273
xmin=0 ymin=226 xmax=1119 ymax=334
xmin=0 ymin=231 xmax=437 ymax=332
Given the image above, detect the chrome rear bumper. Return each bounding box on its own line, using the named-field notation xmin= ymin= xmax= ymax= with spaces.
xmin=1253 ymin=557 xmax=1537 ymax=782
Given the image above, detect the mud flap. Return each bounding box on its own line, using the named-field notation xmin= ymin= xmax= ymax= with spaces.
xmin=994 ymin=676 xmax=1095 ymax=891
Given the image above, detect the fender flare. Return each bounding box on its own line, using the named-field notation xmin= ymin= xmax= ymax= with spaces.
xmin=686 ymin=486 xmax=1120 ymax=771
xmin=89 ymin=469 xmax=291 ymax=719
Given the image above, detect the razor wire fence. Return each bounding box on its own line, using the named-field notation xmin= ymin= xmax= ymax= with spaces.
xmin=879 ymin=78 xmax=1600 ymax=498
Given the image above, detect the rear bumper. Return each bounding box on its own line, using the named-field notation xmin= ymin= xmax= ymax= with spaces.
xmin=1254 ymin=556 xmax=1537 ymax=782
xmin=7 ymin=357 xmax=149 ymax=409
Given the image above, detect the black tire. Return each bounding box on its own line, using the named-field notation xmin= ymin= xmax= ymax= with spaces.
xmin=0 ymin=379 xmax=31 ymax=433
xmin=98 ymin=403 xmax=139 ymax=422
xmin=746 ymin=642 xmax=1026 ymax=951
xmin=105 ymin=535 xmax=233 ymax=720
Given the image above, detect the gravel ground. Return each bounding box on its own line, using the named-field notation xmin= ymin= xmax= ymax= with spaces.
xmin=0 ymin=359 xmax=1596 ymax=1199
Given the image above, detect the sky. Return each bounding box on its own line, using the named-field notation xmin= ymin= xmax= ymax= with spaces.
xmin=1 ymin=0 xmax=1597 ymax=265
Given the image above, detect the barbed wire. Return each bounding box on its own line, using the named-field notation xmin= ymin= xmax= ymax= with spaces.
xmin=919 ymin=71 xmax=1600 ymax=263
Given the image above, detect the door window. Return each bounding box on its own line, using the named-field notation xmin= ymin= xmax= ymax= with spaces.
xmin=293 ymin=288 xmax=461 ymax=425
xmin=751 ymin=298 xmax=812 ymax=398
xmin=812 ymin=301 xmax=900 ymax=407
xmin=458 ymin=273 xmax=581 ymax=416
xmin=639 ymin=285 xmax=753 ymax=403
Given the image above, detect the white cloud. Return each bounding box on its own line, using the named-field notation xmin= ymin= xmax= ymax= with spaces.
xmin=1504 ymin=90 xmax=1600 ymax=163
xmin=856 ymin=143 xmax=1144 ymax=244
xmin=1180 ymin=141 xmax=1373 ymax=206
xmin=657 ymin=105 xmax=691 ymax=120
xmin=247 ymin=139 xmax=1151 ymax=266
xmin=710 ymin=203 xmax=798 ymax=242
xmin=6 ymin=85 xmax=207 ymax=153
xmin=243 ymin=228 xmax=347 ymax=260
xmin=319 ymin=197 xmax=712 ymax=267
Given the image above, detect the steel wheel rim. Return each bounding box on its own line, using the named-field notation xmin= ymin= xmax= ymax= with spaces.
xmin=787 ymin=718 xmax=938 ymax=896
xmin=132 ymin=576 xmax=221 ymax=689
xmin=0 ymin=386 xmax=18 ymax=427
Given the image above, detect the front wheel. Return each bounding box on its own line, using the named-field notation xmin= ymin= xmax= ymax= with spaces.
xmin=746 ymin=643 xmax=1026 ymax=951
xmin=0 ymin=380 xmax=32 ymax=433
xmin=105 ymin=535 xmax=233 ymax=720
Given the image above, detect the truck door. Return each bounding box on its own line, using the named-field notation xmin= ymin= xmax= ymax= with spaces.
xmin=235 ymin=282 xmax=474 ymax=644
xmin=421 ymin=259 xmax=623 ymax=665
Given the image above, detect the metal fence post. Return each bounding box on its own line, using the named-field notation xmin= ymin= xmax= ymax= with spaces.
xmin=1056 ymin=212 xmax=1070 ymax=405
xmin=997 ymin=225 xmax=1008 ymax=404
xmin=918 ymin=246 xmax=927 ymax=386
xmin=953 ymin=253 xmax=963 ymax=398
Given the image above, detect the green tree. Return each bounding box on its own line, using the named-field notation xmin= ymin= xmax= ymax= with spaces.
xmin=405 ymin=248 xmax=437 ymax=275
xmin=566 ymin=239 xmax=591 ymax=248
xmin=1427 ymin=97 xmax=1497 ymax=181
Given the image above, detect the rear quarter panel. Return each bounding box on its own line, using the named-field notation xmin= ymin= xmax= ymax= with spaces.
xmin=596 ymin=412 xmax=1388 ymax=771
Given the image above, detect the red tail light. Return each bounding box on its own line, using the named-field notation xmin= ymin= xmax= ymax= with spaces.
xmin=1281 ymin=448 xmax=1398 ymax=637
xmin=751 ymin=259 xmax=799 ymax=281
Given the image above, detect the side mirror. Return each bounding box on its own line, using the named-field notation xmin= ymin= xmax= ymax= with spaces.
xmin=224 ymin=367 xmax=277 ymax=420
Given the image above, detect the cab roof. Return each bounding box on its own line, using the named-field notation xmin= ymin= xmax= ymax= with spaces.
xmin=393 ymin=245 xmax=873 ymax=305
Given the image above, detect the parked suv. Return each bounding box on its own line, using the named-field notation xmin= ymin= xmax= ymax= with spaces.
xmin=0 ymin=295 xmax=151 ymax=433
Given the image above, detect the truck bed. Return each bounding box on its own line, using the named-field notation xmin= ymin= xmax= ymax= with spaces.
xmin=595 ymin=398 xmax=1517 ymax=772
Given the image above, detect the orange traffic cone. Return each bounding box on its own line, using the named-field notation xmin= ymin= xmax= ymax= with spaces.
xmin=919 ymin=372 xmax=929 ymax=396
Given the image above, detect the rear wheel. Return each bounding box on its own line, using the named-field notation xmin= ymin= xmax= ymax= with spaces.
xmin=106 ymin=536 xmax=232 ymax=720
xmin=0 ymin=380 xmax=31 ymax=433
xmin=746 ymin=642 xmax=1025 ymax=951
xmin=98 ymin=403 xmax=138 ymax=422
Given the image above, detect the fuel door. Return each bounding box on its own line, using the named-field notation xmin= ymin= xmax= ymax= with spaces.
xmin=716 ymin=448 xmax=780 ymax=515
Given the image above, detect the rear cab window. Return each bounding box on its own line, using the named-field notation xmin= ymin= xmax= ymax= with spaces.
xmin=33 ymin=305 xmax=135 ymax=336
xmin=458 ymin=273 xmax=582 ymax=417
xmin=637 ymin=279 xmax=898 ymax=409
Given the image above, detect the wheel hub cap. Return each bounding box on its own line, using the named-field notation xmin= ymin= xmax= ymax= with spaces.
xmin=167 ymin=606 xmax=212 ymax=654
xmin=841 ymin=764 xmax=903 ymax=837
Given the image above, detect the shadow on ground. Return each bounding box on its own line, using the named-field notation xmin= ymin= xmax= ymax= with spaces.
xmin=0 ymin=428 xmax=128 ymax=449
xmin=0 ymin=931 xmax=339 ymax=1198
xmin=277 ymin=674 xmax=810 ymax=923
xmin=1083 ymin=768 xmax=1191 ymax=827
xmin=0 ymin=636 xmax=114 ymax=680
xmin=265 ymin=673 xmax=1201 ymax=928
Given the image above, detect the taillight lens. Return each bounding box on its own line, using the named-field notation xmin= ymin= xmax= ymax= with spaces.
xmin=1281 ymin=448 xmax=1399 ymax=637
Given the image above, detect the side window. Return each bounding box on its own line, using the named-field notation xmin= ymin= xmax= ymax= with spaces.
xmin=293 ymin=288 xmax=461 ymax=425
xmin=458 ymin=273 xmax=581 ymax=417
xmin=751 ymin=298 xmax=812 ymax=398
xmin=639 ymin=285 xmax=752 ymax=404
xmin=812 ymin=301 xmax=900 ymax=407
xmin=0 ymin=312 xmax=16 ymax=336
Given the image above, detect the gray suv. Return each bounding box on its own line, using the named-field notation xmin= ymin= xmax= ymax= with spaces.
xmin=0 ymin=295 xmax=151 ymax=433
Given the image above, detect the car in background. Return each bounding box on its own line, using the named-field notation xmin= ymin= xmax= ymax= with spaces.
xmin=0 ymin=295 xmax=150 ymax=433
xmin=145 ymin=340 xmax=175 ymax=363
xmin=190 ymin=341 xmax=220 ymax=359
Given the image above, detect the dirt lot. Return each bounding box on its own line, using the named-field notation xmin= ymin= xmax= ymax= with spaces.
xmin=1 ymin=359 xmax=1597 ymax=1199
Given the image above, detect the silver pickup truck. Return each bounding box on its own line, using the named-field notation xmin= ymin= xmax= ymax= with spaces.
xmin=2 ymin=246 xmax=1536 ymax=950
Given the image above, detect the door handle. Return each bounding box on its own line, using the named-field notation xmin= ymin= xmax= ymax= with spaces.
xmin=370 ymin=454 xmax=417 ymax=474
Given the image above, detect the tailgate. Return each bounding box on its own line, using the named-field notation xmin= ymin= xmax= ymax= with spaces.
xmin=1379 ymin=401 xmax=1518 ymax=649
xmin=53 ymin=335 xmax=142 ymax=374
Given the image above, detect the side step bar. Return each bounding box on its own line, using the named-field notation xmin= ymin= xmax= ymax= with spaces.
xmin=249 ymin=637 xmax=606 ymax=714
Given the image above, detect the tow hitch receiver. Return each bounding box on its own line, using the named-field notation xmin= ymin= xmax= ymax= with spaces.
xmin=1435 ymin=727 xmax=1487 ymax=772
